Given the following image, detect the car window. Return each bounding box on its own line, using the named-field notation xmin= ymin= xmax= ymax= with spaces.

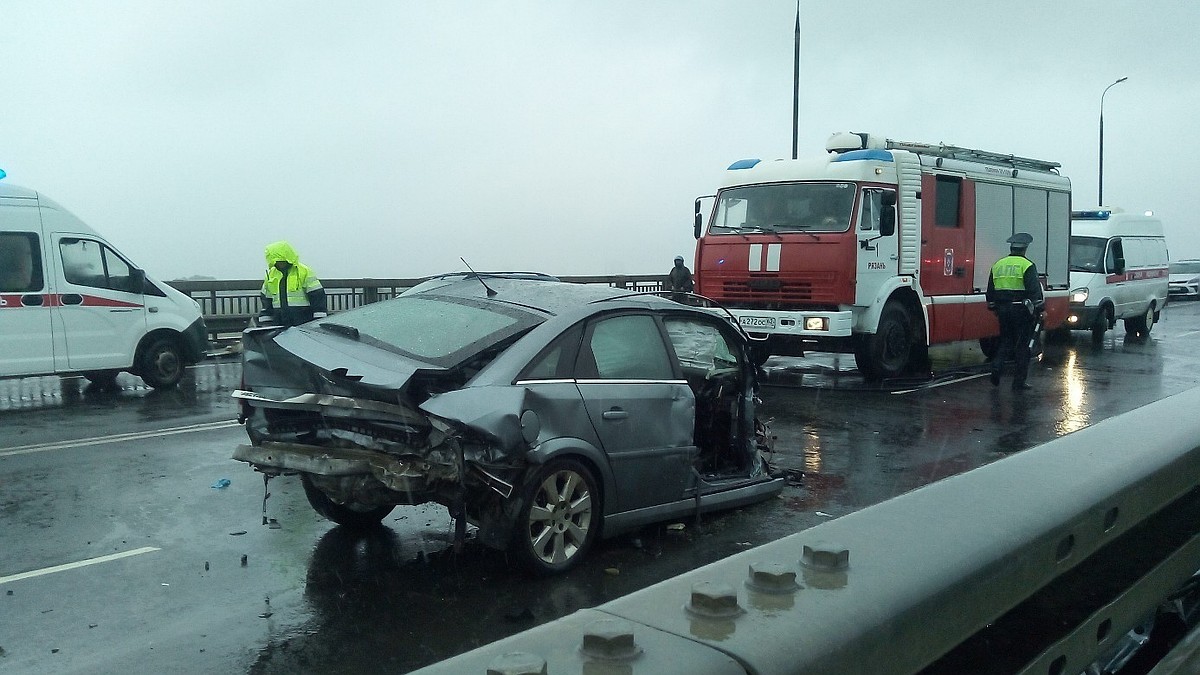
xmin=59 ymin=237 xmax=140 ymax=293
xmin=663 ymin=317 xmax=741 ymax=374
xmin=324 ymin=295 xmax=539 ymax=362
xmin=578 ymin=314 xmax=674 ymax=380
xmin=522 ymin=325 xmax=582 ymax=380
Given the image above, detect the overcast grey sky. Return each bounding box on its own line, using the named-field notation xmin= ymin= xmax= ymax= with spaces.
xmin=3 ymin=1 xmax=1196 ymax=281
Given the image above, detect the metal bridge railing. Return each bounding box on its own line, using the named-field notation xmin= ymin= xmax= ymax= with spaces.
xmin=412 ymin=387 xmax=1200 ymax=675
xmin=167 ymin=274 xmax=665 ymax=341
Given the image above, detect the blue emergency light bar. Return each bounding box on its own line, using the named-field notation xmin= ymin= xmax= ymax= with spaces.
xmin=0 ymin=168 xmax=6 ymax=180
xmin=1072 ymin=210 xmax=1111 ymax=220
xmin=728 ymin=159 xmax=761 ymax=170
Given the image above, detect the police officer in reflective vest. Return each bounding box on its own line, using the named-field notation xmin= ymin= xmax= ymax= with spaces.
xmin=986 ymin=232 xmax=1044 ymax=391
xmin=259 ymin=241 xmax=327 ymax=327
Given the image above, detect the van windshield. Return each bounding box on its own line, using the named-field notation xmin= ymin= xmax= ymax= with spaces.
xmin=709 ymin=182 xmax=856 ymax=235
xmin=1069 ymin=236 xmax=1107 ymax=273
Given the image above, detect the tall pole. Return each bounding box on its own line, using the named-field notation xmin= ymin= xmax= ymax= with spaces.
xmin=791 ymin=2 xmax=800 ymax=159
xmin=1099 ymin=76 xmax=1128 ymax=207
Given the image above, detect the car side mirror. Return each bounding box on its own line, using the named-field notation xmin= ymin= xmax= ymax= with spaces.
xmin=1114 ymin=257 xmax=1126 ymax=275
xmin=130 ymin=267 xmax=146 ymax=293
xmin=880 ymin=190 xmax=897 ymax=236
xmin=694 ymin=199 xmax=704 ymax=239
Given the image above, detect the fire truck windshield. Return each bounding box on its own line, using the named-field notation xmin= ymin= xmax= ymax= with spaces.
xmin=709 ymin=182 xmax=856 ymax=235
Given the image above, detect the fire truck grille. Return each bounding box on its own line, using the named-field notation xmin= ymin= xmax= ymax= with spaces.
xmin=720 ymin=274 xmax=840 ymax=303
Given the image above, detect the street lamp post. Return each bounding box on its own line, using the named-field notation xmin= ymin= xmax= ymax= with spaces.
xmin=1099 ymin=76 xmax=1128 ymax=207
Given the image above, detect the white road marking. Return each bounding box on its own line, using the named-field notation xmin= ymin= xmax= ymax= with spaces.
xmin=891 ymin=372 xmax=990 ymax=395
xmin=0 ymin=420 xmax=241 ymax=457
xmin=0 ymin=547 xmax=161 ymax=585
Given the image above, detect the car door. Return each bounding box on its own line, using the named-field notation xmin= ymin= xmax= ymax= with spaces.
xmin=573 ymin=313 xmax=695 ymax=512
xmin=53 ymin=236 xmax=148 ymax=371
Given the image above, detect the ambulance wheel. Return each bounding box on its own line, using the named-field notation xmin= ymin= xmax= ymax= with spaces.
xmin=301 ymin=475 xmax=394 ymax=528
xmin=138 ymin=337 xmax=184 ymax=389
xmin=858 ymin=301 xmax=914 ymax=381
xmin=83 ymin=370 xmax=120 ymax=387
xmin=1124 ymin=303 xmax=1155 ymax=336
xmin=1091 ymin=306 xmax=1111 ymax=343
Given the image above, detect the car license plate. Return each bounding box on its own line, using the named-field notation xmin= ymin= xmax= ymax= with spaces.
xmin=739 ymin=315 xmax=776 ymax=329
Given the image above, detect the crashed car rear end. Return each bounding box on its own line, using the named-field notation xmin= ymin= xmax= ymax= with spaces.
xmin=234 ymin=278 xmax=783 ymax=574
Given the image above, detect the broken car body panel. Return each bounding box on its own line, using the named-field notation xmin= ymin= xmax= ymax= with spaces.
xmin=233 ymin=277 xmax=784 ymax=572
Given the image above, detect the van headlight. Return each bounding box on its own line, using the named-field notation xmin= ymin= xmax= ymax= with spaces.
xmin=1070 ymin=288 xmax=1089 ymax=303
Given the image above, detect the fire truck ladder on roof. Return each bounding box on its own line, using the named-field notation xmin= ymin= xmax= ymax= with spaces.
xmin=884 ymin=139 xmax=1061 ymax=174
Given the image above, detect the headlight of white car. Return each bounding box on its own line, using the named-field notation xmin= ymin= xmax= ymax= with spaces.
xmin=1070 ymin=288 xmax=1089 ymax=303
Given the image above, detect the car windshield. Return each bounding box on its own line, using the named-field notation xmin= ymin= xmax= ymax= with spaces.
xmin=318 ymin=294 xmax=541 ymax=361
xmin=1171 ymin=262 xmax=1200 ymax=275
xmin=1069 ymin=236 xmax=1107 ymax=272
xmin=709 ymin=182 xmax=856 ymax=234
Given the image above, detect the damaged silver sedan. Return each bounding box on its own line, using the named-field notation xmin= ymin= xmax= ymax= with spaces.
xmin=233 ymin=277 xmax=783 ymax=574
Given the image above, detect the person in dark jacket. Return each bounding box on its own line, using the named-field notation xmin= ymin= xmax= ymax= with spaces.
xmin=259 ymin=241 xmax=327 ymax=327
xmin=667 ymin=255 xmax=694 ymax=301
xmin=986 ymin=232 xmax=1044 ymax=391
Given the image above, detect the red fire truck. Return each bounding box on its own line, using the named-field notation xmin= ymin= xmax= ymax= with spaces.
xmin=692 ymin=132 xmax=1071 ymax=380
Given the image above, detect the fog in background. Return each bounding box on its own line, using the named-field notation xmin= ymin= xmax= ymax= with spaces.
xmin=2 ymin=1 xmax=1195 ymax=281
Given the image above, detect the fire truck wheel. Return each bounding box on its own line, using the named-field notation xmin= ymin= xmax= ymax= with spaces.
xmin=858 ymin=301 xmax=915 ymax=381
xmin=978 ymin=336 xmax=1000 ymax=359
xmin=749 ymin=342 xmax=772 ymax=367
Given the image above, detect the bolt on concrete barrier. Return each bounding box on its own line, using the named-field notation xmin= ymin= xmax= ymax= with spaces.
xmin=801 ymin=542 xmax=849 ymax=571
xmin=746 ymin=561 xmax=799 ymax=594
xmin=580 ymin=618 xmax=642 ymax=661
xmin=686 ymin=580 xmax=744 ymax=618
xmin=486 ymin=651 xmax=547 ymax=675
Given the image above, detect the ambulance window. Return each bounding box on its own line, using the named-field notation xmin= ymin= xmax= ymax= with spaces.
xmin=0 ymin=232 xmax=43 ymax=292
xmin=60 ymin=238 xmax=140 ymax=294
xmin=1106 ymin=239 xmax=1124 ymax=272
xmin=934 ymin=176 xmax=961 ymax=228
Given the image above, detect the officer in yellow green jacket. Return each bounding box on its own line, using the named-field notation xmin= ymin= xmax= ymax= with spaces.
xmin=259 ymin=241 xmax=327 ymax=327
xmin=986 ymin=232 xmax=1044 ymax=391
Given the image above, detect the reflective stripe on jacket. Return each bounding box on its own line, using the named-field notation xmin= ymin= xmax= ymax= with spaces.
xmin=262 ymin=263 xmax=322 ymax=307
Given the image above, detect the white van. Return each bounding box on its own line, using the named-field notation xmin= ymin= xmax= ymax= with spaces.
xmin=1064 ymin=209 xmax=1169 ymax=341
xmin=0 ymin=177 xmax=207 ymax=388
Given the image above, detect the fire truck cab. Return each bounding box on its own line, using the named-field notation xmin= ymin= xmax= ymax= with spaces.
xmin=693 ymin=132 xmax=1071 ymax=381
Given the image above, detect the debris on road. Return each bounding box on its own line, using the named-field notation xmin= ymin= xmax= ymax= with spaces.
xmin=211 ymin=478 xmax=231 ymax=489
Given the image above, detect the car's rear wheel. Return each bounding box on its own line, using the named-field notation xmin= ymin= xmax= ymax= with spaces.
xmin=301 ymin=475 xmax=394 ymax=528
xmin=511 ymin=458 xmax=599 ymax=575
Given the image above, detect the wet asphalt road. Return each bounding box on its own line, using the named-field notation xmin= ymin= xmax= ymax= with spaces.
xmin=3 ymin=303 xmax=1200 ymax=674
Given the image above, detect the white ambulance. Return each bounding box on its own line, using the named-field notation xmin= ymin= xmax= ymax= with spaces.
xmin=1064 ymin=209 xmax=1169 ymax=341
xmin=0 ymin=174 xmax=208 ymax=388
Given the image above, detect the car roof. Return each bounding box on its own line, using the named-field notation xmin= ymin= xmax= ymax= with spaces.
xmin=419 ymin=278 xmax=681 ymax=316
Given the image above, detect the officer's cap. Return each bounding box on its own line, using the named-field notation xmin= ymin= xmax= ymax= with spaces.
xmin=674 ymin=255 xmax=685 ymax=263
xmin=1007 ymin=232 xmax=1033 ymax=248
